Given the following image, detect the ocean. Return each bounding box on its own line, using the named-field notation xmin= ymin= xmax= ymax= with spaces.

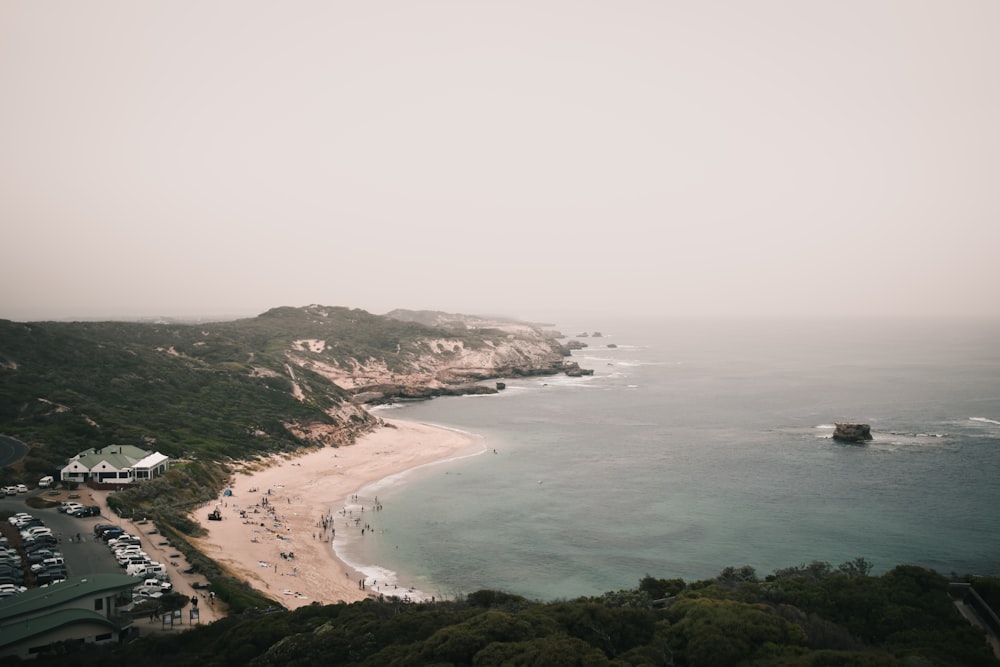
xmin=335 ymin=317 xmax=1000 ymax=602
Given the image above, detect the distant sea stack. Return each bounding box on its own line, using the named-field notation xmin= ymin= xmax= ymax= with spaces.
xmin=832 ymin=423 xmax=873 ymax=443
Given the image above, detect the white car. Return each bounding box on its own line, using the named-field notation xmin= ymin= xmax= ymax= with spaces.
xmin=15 ymin=484 xmax=28 ymax=493
xmin=0 ymin=584 xmax=27 ymax=598
xmin=112 ymin=543 xmax=142 ymax=554
xmin=117 ymin=550 xmax=148 ymax=564
xmin=30 ymin=557 xmax=65 ymax=573
xmin=20 ymin=527 xmax=53 ymax=540
xmin=114 ymin=548 xmax=145 ymax=561
xmin=129 ymin=561 xmax=165 ymax=577
xmin=144 ymin=577 xmax=172 ymax=592
xmin=133 ymin=589 xmax=163 ymax=602
xmin=108 ymin=536 xmax=140 ymax=549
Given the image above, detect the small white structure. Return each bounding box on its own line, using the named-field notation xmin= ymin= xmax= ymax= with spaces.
xmin=61 ymin=445 xmax=170 ymax=486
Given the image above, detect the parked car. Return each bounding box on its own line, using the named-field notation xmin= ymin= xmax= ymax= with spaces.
xmin=26 ymin=550 xmax=60 ymax=564
xmin=24 ymin=540 xmax=58 ymax=553
xmin=58 ymin=502 xmax=83 ymax=514
xmin=20 ymin=527 xmax=53 ymax=540
xmin=30 ymin=557 xmax=65 ymax=573
xmin=127 ymin=561 xmax=164 ymax=577
xmin=115 ymin=550 xmax=146 ymax=564
xmin=35 ymin=571 xmax=67 ymax=586
xmin=142 ymin=562 xmax=168 ymax=577
xmin=38 ymin=476 xmax=54 ymax=488
xmin=133 ymin=588 xmax=163 ymax=602
xmin=143 ymin=577 xmax=172 ymax=592
xmin=93 ymin=523 xmax=117 ymax=536
xmin=0 ymin=568 xmax=26 ymax=581
xmin=0 ymin=583 xmax=27 ymax=597
xmin=23 ymin=534 xmax=58 ymax=547
xmin=70 ymin=505 xmax=101 ymax=517
xmin=108 ymin=535 xmax=140 ymax=548
xmin=119 ymin=553 xmax=150 ymax=568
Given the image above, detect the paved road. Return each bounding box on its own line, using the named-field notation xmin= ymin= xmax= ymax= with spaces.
xmin=0 ymin=435 xmax=29 ymax=468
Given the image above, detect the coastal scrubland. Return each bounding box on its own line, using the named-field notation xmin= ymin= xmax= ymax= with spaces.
xmin=18 ymin=561 xmax=1000 ymax=666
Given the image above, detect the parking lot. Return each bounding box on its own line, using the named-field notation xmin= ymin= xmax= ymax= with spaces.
xmin=1 ymin=489 xmax=224 ymax=626
xmin=2 ymin=495 xmax=130 ymax=587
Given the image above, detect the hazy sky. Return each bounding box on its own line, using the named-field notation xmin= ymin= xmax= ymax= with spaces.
xmin=2 ymin=1 xmax=998 ymax=323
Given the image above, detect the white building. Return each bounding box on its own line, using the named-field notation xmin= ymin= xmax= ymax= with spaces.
xmin=60 ymin=445 xmax=170 ymax=486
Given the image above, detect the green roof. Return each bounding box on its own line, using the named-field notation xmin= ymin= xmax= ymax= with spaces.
xmin=70 ymin=445 xmax=152 ymax=470
xmin=0 ymin=574 xmax=138 ymax=623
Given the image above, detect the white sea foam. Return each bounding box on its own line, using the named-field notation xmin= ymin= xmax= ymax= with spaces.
xmin=970 ymin=417 xmax=1000 ymax=426
xmin=370 ymin=403 xmax=407 ymax=412
xmin=328 ymin=423 xmax=486 ymax=602
xmin=332 ymin=544 xmax=433 ymax=601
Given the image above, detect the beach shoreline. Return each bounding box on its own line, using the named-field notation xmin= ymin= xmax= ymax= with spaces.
xmin=188 ymin=417 xmax=479 ymax=610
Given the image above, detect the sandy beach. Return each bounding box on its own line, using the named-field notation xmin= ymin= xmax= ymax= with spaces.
xmin=188 ymin=418 xmax=480 ymax=610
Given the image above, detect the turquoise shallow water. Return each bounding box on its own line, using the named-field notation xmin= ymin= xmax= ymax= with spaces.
xmin=335 ymin=318 xmax=1000 ymax=601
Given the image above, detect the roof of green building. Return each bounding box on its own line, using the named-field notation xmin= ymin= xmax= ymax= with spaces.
xmin=70 ymin=445 xmax=152 ymax=470
xmin=0 ymin=574 xmax=138 ymax=623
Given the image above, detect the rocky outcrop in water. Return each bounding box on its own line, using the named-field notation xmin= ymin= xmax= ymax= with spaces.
xmin=833 ymin=423 xmax=873 ymax=443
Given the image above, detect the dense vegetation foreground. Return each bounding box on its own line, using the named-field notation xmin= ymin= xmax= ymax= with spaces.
xmin=11 ymin=562 xmax=1000 ymax=667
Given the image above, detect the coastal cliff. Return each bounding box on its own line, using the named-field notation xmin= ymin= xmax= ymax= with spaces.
xmin=282 ymin=307 xmax=574 ymax=405
xmin=0 ymin=305 xmax=581 ymax=480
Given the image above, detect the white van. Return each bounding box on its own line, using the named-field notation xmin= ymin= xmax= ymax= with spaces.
xmin=143 ymin=562 xmax=167 ymax=576
xmin=38 ymin=476 xmax=54 ymax=488
xmin=128 ymin=561 xmax=166 ymax=577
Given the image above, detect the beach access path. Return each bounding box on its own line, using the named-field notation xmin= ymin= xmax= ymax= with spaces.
xmin=189 ymin=418 xmax=479 ymax=610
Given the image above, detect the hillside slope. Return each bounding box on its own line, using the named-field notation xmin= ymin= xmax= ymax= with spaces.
xmin=0 ymin=305 xmax=572 ymax=483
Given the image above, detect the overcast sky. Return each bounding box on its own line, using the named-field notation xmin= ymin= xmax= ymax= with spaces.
xmin=2 ymin=1 xmax=998 ymax=323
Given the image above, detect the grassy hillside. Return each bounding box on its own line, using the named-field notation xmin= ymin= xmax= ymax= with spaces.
xmin=0 ymin=305 xmax=565 ymax=486
xmin=0 ymin=317 xmax=347 ymax=482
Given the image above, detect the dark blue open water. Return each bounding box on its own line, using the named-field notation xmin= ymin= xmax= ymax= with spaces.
xmin=336 ymin=318 xmax=1000 ymax=601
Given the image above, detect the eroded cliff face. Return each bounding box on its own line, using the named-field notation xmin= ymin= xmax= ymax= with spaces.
xmin=279 ymin=313 xmax=571 ymax=406
xmin=283 ymin=401 xmax=377 ymax=447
